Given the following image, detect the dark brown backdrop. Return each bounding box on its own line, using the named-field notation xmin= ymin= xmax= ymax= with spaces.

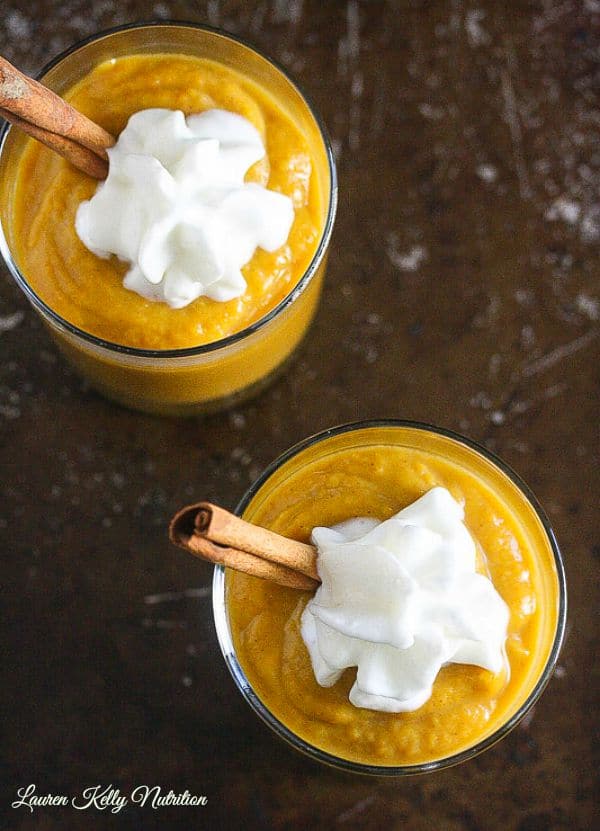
xmin=1 ymin=2 xmax=598 ymax=829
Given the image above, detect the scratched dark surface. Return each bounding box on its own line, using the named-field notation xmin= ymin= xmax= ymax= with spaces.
xmin=1 ymin=1 xmax=598 ymax=829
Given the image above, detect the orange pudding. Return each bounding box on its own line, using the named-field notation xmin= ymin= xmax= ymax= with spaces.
xmin=218 ymin=422 xmax=566 ymax=772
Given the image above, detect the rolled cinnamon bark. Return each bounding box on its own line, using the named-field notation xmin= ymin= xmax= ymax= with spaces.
xmin=195 ymin=503 xmax=319 ymax=580
xmin=181 ymin=533 xmax=318 ymax=591
xmin=169 ymin=502 xmax=320 ymax=591
xmin=0 ymin=56 xmax=115 ymax=159
xmin=0 ymin=107 xmax=108 ymax=179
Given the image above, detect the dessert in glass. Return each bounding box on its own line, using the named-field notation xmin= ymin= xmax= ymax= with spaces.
xmin=0 ymin=23 xmax=336 ymax=415
xmin=213 ymin=420 xmax=566 ymax=774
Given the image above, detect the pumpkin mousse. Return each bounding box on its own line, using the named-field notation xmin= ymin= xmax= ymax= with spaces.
xmin=224 ymin=423 xmax=564 ymax=769
xmin=9 ymin=53 xmax=324 ymax=349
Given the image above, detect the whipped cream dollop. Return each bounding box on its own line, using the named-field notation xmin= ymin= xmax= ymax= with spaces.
xmin=301 ymin=487 xmax=509 ymax=713
xmin=75 ymin=108 xmax=294 ymax=308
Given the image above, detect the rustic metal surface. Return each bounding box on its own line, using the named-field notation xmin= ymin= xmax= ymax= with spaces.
xmin=1 ymin=1 xmax=598 ymax=829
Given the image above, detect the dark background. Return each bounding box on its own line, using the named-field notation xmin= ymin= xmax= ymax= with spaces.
xmin=1 ymin=1 xmax=598 ymax=829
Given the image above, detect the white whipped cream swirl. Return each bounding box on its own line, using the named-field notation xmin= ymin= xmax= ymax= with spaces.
xmin=75 ymin=108 xmax=294 ymax=309
xmin=301 ymin=487 xmax=509 ymax=713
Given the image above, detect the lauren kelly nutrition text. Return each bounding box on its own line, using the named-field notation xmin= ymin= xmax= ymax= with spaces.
xmin=12 ymin=784 xmax=209 ymax=813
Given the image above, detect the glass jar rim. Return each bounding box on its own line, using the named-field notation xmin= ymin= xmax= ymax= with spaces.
xmin=0 ymin=20 xmax=338 ymax=359
xmin=212 ymin=418 xmax=567 ymax=776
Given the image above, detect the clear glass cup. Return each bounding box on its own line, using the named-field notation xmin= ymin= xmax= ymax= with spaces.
xmin=0 ymin=23 xmax=337 ymax=416
xmin=213 ymin=420 xmax=567 ymax=775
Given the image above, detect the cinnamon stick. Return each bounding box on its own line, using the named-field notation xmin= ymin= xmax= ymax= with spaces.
xmin=0 ymin=107 xmax=108 ymax=179
xmin=0 ymin=55 xmax=114 ymax=178
xmin=169 ymin=502 xmax=320 ymax=591
xmin=180 ymin=533 xmax=318 ymax=591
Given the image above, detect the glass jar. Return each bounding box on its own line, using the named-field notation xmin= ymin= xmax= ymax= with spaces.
xmin=213 ymin=420 xmax=566 ymax=774
xmin=0 ymin=23 xmax=337 ymax=415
